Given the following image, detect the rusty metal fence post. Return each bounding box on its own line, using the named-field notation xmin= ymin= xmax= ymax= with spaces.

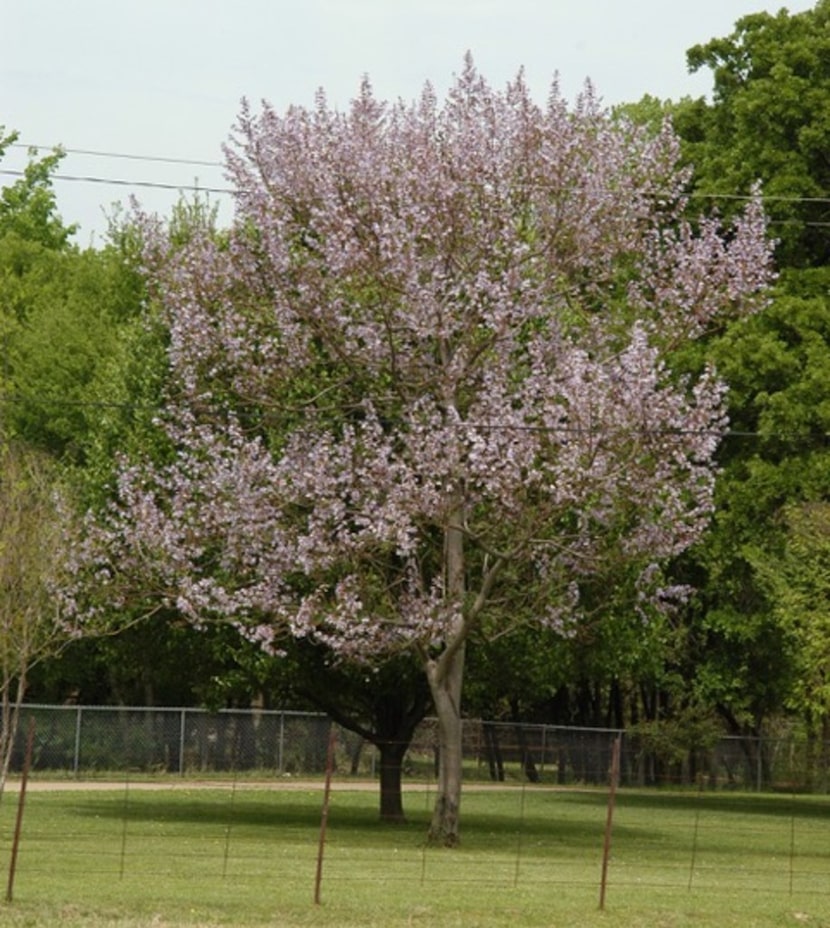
xmin=599 ymin=733 xmax=622 ymax=911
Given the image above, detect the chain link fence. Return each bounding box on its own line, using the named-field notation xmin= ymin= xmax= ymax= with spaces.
xmin=5 ymin=704 xmax=827 ymax=792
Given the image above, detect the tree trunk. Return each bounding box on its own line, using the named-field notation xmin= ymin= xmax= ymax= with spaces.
xmin=349 ymin=737 xmax=364 ymax=775
xmin=424 ymin=493 xmax=471 ymax=847
xmin=482 ymin=722 xmax=504 ymax=781
xmin=510 ymin=700 xmax=539 ymax=783
xmin=378 ymin=740 xmax=408 ymax=823
xmin=296 ymin=643 xmax=432 ymax=825
xmin=426 ymin=642 xmax=465 ymax=847
xmin=0 ymin=671 xmax=27 ymax=801
xmin=513 ymin=723 xmax=540 ymax=783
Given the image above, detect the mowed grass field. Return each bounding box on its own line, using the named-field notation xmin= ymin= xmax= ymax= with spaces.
xmin=1 ymin=780 xmax=830 ymax=927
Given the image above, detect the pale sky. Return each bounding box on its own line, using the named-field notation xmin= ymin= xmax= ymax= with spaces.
xmin=1 ymin=0 xmax=815 ymax=244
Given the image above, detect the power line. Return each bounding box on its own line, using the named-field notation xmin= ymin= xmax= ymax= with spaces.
xmin=10 ymin=141 xmax=223 ymax=169
xmin=7 ymin=136 xmax=830 ymax=205
xmin=0 ymin=169 xmax=232 ymax=196
xmin=692 ymin=193 xmax=830 ymax=205
xmin=3 ymin=153 xmax=830 ymax=207
xmin=767 ymin=221 xmax=830 ymax=228
xmin=3 ymin=168 xmax=829 ymax=211
xmin=9 ymin=143 xmax=830 ymax=202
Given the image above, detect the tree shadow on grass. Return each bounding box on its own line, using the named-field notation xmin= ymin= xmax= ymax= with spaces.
xmin=72 ymin=792 xmax=378 ymax=830
xmin=613 ymin=788 xmax=830 ymax=822
xmin=67 ymin=787 xmax=616 ymax=855
xmin=66 ymin=785 xmax=830 ymax=865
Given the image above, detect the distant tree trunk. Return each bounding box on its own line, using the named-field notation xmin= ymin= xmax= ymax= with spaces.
xmin=510 ymin=701 xmax=539 ymax=783
xmin=482 ymin=722 xmax=504 ymax=781
xmin=557 ymin=745 xmax=569 ymax=785
xmin=349 ymin=737 xmax=364 ymax=775
xmin=717 ymin=703 xmax=770 ymax=788
xmin=607 ymin=680 xmax=625 ymax=729
xmin=366 ymin=675 xmax=431 ymax=824
xmin=820 ymin=717 xmax=830 ymax=793
xmin=230 ymin=712 xmax=257 ymax=770
xmin=377 ymin=740 xmax=408 ymax=823
xmin=516 ymin=726 xmax=540 ymax=783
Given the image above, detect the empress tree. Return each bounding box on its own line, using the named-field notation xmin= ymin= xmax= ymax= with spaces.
xmin=83 ymin=60 xmax=771 ymax=845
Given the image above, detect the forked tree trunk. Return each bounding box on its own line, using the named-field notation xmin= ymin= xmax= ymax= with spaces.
xmin=426 ymin=642 xmax=465 ymax=847
xmin=425 ymin=496 xmax=470 ymax=847
xmin=422 ymin=530 xmax=501 ymax=843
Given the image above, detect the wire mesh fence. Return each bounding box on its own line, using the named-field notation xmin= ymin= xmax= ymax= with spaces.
xmin=3 ymin=706 xmax=830 ymax=917
xmin=5 ymin=704 xmax=830 ymax=793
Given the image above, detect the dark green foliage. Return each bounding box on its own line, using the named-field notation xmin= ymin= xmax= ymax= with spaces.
xmin=674 ymin=1 xmax=830 ymax=267
xmin=679 ymin=268 xmax=830 ymax=734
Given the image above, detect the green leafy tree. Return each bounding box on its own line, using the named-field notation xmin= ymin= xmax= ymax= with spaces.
xmin=752 ymin=502 xmax=830 ymax=743
xmin=615 ymin=4 xmax=830 ymax=741
xmin=1 ymin=244 xmax=147 ymax=464
xmin=0 ymin=440 xmax=80 ymax=797
xmin=0 ymin=129 xmax=76 ymax=250
xmin=674 ymin=1 xmax=830 ymax=268
xmin=0 ymin=133 xmax=149 ymax=471
xmin=676 ymin=269 xmax=830 ymax=737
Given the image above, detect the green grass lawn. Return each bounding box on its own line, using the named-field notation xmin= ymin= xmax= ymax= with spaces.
xmin=2 ymin=781 xmax=830 ymax=927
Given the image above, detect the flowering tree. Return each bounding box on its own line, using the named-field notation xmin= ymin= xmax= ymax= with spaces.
xmin=85 ymin=59 xmax=772 ymax=844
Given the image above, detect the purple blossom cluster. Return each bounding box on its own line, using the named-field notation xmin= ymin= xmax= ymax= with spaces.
xmin=81 ymin=59 xmax=774 ymax=664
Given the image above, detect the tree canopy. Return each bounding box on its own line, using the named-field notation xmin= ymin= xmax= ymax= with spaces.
xmin=79 ymin=59 xmax=772 ymax=844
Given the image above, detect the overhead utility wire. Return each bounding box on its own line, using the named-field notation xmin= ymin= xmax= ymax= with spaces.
xmin=8 ymin=142 xmax=830 ymax=201
xmin=10 ymin=141 xmax=223 ymax=168
xmin=4 ymin=146 xmax=830 ymax=207
xmin=2 ymin=168 xmax=829 ymax=213
xmin=0 ymin=169 xmax=231 ymax=196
